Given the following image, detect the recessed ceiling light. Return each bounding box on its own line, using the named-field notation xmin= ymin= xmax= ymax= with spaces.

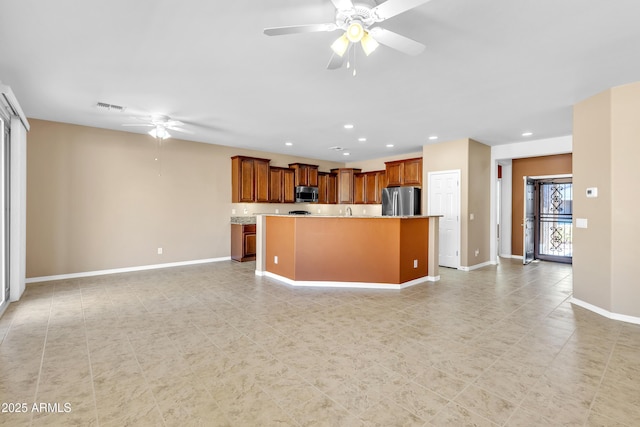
xmin=522 ymin=132 xmax=533 ymax=137
xmin=343 ymin=124 xmax=354 ymax=129
xmin=358 ymin=137 xmax=367 ymax=142
xmin=343 ymin=152 xmax=350 ymax=156
xmin=386 ymin=144 xmax=394 ymax=148
xmin=285 ymin=141 xmax=293 ymax=146
xmin=428 ymin=135 xmax=438 ymax=140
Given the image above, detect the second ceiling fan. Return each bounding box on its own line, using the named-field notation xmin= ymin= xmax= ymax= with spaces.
xmin=264 ymin=0 xmax=432 ymax=70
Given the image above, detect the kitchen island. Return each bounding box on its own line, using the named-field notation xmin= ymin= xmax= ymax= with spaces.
xmin=255 ymin=215 xmax=440 ymax=289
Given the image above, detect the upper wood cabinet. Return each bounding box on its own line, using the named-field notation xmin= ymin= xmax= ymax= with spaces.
xmin=231 ymin=156 xmax=270 ymax=203
xmin=317 ymin=172 xmax=338 ymax=204
xmin=288 ymin=163 xmax=319 ymax=187
xmin=331 ymin=168 xmax=361 ymax=204
xmin=366 ymin=170 xmax=386 ymax=204
xmin=354 ymin=173 xmax=366 ymax=204
xmin=354 ymin=170 xmax=385 ymax=204
xmin=269 ymin=167 xmax=295 ymax=203
xmin=384 ymin=157 xmax=422 ymax=187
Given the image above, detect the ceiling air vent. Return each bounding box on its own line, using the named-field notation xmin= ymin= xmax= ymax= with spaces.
xmin=96 ymin=102 xmax=126 ymax=112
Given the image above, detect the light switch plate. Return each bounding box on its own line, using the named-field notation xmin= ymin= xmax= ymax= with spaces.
xmin=586 ymin=187 xmax=598 ymax=198
xmin=576 ymin=218 xmax=588 ymax=228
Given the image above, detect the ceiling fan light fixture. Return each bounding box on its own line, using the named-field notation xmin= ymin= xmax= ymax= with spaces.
xmin=331 ymin=34 xmax=350 ymax=57
xmin=346 ymin=21 xmax=365 ymax=43
xmin=360 ymin=31 xmax=379 ymax=56
xmin=148 ymin=126 xmax=171 ymax=140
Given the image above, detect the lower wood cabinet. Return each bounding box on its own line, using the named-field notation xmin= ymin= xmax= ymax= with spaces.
xmin=231 ymin=223 xmax=256 ymax=262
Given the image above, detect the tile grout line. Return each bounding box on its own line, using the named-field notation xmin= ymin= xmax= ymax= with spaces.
xmin=583 ymin=322 xmax=622 ymax=426
xmin=79 ymin=286 xmax=101 ymax=427
xmin=29 ymin=288 xmax=54 ymax=427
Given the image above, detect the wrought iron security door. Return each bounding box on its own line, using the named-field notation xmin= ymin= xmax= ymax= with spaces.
xmin=535 ymin=180 xmax=572 ymax=263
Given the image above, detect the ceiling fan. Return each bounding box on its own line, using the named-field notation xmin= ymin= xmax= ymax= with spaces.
xmin=122 ymin=114 xmax=194 ymax=140
xmin=264 ymin=0 xmax=432 ymax=70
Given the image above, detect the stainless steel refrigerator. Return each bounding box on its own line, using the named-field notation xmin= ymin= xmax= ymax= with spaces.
xmin=382 ymin=187 xmax=421 ymax=216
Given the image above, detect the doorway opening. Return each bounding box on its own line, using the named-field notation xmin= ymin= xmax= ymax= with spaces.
xmin=536 ymin=179 xmax=573 ymax=263
xmin=523 ymin=176 xmax=573 ymax=264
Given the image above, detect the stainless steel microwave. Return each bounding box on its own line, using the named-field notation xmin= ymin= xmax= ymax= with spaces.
xmin=295 ymin=186 xmax=318 ymax=203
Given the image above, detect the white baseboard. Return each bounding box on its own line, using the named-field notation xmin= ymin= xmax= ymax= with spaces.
xmin=262 ymin=271 xmax=435 ymax=290
xmin=569 ymin=297 xmax=640 ymax=325
xmin=459 ymin=261 xmax=494 ymax=272
xmin=25 ymin=257 xmax=231 ymax=284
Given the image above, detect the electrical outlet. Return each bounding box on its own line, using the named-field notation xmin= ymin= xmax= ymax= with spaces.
xmin=157 ymin=247 xmax=163 ymax=255
xmin=274 ymin=256 xmax=278 ymax=264
xmin=231 ymin=208 xmax=236 ymax=215
xmin=475 ymin=249 xmax=479 ymax=256
xmin=413 ymin=259 xmax=418 ymax=268
xmin=275 ymin=208 xmax=279 ymax=214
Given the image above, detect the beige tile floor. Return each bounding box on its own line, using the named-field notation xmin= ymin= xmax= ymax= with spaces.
xmin=0 ymin=258 xmax=639 ymax=426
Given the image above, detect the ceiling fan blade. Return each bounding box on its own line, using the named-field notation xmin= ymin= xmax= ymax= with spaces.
xmin=264 ymin=23 xmax=337 ymax=36
xmin=330 ymin=0 xmax=354 ymax=10
xmin=327 ymin=52 xmax=346 ymax=70
xmin=369 ymin=27 xmax=425 ymax=55
xmin=167 ymin=126 xmax=194 ymax=134
xmin=372 ymin=0 xmax=433 ymax=21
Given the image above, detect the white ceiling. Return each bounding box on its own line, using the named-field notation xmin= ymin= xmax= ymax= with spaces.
xmin=1 ymin=0 xmax=640 ymax=162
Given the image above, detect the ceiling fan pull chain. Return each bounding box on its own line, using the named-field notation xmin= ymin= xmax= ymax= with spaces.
xmin=353 ymin=45 xmax=357 ymax=77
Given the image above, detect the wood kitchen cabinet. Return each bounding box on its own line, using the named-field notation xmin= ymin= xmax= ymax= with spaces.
xmin=288 ymin=163 xmax=319 ymax=187
xmin=384 ymin=157 xmax=422 ymax=187
xmin=231 ymin=223 xmax=256 ymax=262
xmin=354 ymin=173 xmax=366 ymax=204
xmin=354 ymin=170 xmax=385 ymax=204
xmin=331 ymin=168 xmax=361 ymax=204
xmin=317 ymin=172 xmax=338 ymax=204
xmin=366 ymin=170 xmax=385 ymax=204
xmin=231 ymin=156 xmax=270 ymax=203
xmin=269 ymin=167 xmax=295 ymax=203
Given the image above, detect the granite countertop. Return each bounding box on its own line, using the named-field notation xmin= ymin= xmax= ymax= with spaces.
xmin=230 ymin=216 xmax=256 ymax=224
xmin=258 ymin=214 xmax=439 ymax=219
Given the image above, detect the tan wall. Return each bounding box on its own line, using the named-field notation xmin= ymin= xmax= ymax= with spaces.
xmin=573 ymin=82 xmax=640 ymax=317
xmin=26 ymin=119 xmax=343 ymax=278
xmin=423 ymin=138 xmax=491 ymax=268
xmin=468 ymin=139 xmax=491 ymax=264
xmin=510 ymin=154 xmax=573 ymax=256
xmin=610 ymin=83 xmax=640 ymax=316
xmin=423 ymin=139 xmax=469 ymax=266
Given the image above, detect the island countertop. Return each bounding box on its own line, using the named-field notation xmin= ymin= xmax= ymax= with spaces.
xmin=254 ymin=214 xmax=440 ymax=289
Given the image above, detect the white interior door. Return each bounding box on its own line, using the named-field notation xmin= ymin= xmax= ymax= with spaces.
xmin=428 ymin=170 xmax=460 ymax=268
xmin=523 ymin=177 xmax=535 ymax=264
